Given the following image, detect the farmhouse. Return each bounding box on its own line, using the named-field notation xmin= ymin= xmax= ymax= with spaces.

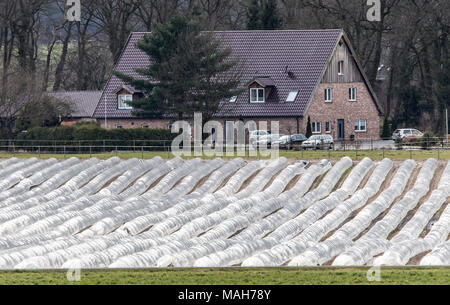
xmin=48 ymin=91 xmax=101 ymax=126
xmin=87 ymin=30 xmax=382 ymax=140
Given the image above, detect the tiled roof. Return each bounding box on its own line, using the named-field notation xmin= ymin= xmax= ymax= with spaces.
xmin=49 ymin=91 xmax=102 ymax=118
xmin=93 ymin=30 xmax=343 ymax=119
xmin=248 ymin=77 xmax=276 ymax=87
xmin=113 ymin=85 xmax=141 ymax=94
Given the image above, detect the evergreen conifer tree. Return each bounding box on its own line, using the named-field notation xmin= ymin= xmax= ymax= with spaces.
xmin=306 ymin=116 xmax=312 ymax=138
xmin=246 ymin=0 xmax=261 ymax=30
xmin=261 ymin=0 xmax=283 ymax=30
xmin=114 ymin=15 xmax=242 ymax=122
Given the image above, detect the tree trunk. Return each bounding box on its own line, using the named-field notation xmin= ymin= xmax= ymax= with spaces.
xmin=77 ymin=32 xmax=87 ymax=90
xmin=385 ymin=65 xmax=395 ymax=118
xmin=368 ymin=18 xmax=384 ymax=85
xmin=43 ymin=21 xmax=67 ymax=92
xmin=53 ymin=23 xmax=73 ymax=92
xmin=43 ymin=38 xmax=57 ymax=92
xmin=421 ymin=45 xmax=440 ymax=134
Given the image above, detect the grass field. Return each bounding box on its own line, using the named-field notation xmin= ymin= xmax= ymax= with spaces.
xmin=1 ymin=149 xmax=450 ymax=161
xmin=0 ymin=268 xmax=449 ymax=285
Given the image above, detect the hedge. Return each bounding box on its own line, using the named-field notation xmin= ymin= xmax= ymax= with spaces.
xmin=13 ymin=124 xmax=178 ymax=152
xmin=395 ymin=131 xmax=442 ymax=150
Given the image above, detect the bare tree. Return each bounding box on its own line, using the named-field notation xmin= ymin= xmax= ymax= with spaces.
xmin=0 ymin=72 xmax=44 ymax=138
xmin=196 ymin=0 xmax=235 ymax=30
xmin=90 ymin=0 xmax=141 ymax=63
xmin=75 ymin=0 xmax=103 ymax=90
xmin=42 ymin=1 xmax=67 ymax=91
xmin=11 ymin=1 xmax=50 ymax=78
xmin=53 ymin=21 xmax=73 ymax=91
xmin=0 ymin=1 xmax=17 ymax=91
xmin=0 ymin=0 xmax=447 ymax=135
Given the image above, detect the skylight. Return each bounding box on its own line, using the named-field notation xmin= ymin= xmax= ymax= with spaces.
xmin=286 ymin=91 xmax=299 ymax=103
xmin=229 ymin=96 xmax=237 ymax=103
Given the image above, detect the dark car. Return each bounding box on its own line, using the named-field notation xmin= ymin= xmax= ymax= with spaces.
xmin=291 ymin=134 xmax=308 ymax=145
xmin=272 ymin=135 xmax=292 ymax=149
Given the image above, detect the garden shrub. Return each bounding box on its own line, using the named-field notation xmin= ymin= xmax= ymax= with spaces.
xmin=15 ymin=125 xmax=178 ymax=152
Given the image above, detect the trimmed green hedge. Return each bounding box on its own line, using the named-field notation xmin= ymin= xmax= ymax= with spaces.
xmin=13 ymin=124 xmax=178 ymax=152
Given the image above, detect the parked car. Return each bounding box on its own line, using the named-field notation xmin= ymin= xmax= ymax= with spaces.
xmin=272 ymin=134 xmax=308 ymax=149
xmin=272 ymin=135 xmax=292 ymax=149
xmin=249 ymin=130 xmax=271 ymax=145
xmin=255 ymin=134 xmax=285 ymax=148
xmin=392 ymin=129 xmax=423 ymax=140
xmin=291 ymin=134 xmax=308 ymax=145
xmin=302 ymin=135 xmax=334 ymax=150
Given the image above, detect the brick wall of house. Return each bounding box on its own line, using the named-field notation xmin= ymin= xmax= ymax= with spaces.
xmin=219 ymin=117 xmax=300 ymax=135
xmin=98 ymin=117 xmax=301 ymax=140
xmin=98 ymin=89 xmax=380 ymax=141
xmin=305 ymin=82 xmax=381 ymax=140
xmin=61 ymin=118 xmax=96 ymax=126
xmin=272 ymin=117 xmax=300 ymax=135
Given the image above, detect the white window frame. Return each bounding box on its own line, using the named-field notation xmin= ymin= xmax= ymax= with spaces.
xmin=325 ymin=88 xmax=332 ymax=102
xmin=312 ymin=122 xmax=322 ymax=134
xmin=118 ymin=94 xmax=133 ymax=110
xmin=354 ymin=120 xmax=367 ymax=132
xmin=250 ymin=88 xmax=265 ymax=103
xmin=349 ymin=87 xmax=357 ymax=101
xmin=338 ymin=61 xmax=344 ymax=75
xmin=325 ymin=121 xmax=331 ymax=133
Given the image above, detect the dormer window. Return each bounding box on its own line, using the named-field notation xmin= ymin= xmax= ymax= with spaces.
xmin=115 ymin=85 xmax=139 ymax=110
xmin=250 ymin=88 xmax=265 ymax=103
xmin=118 ymin=94 xmax=133 ymax=110
xmin=247 ymin=77 xmax=275 ymax=104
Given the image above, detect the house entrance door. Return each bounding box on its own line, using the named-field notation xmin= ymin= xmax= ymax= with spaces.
xmin=338 ymin=120 xmax=345 ymax=140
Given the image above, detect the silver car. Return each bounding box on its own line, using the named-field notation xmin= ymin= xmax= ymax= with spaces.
xmin=392 ymin=129 xmax=423 ymax=140
xmin=255 ymin=134 xmax=285 ymax=148
xmin=249 ymin=130 xmax=271 ymax=145
xmin=302 ymin=135 xmax=334 ymax=150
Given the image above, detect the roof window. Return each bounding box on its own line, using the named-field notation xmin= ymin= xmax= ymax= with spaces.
xmin=286 ymin=91 xmax=299 ymax=103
